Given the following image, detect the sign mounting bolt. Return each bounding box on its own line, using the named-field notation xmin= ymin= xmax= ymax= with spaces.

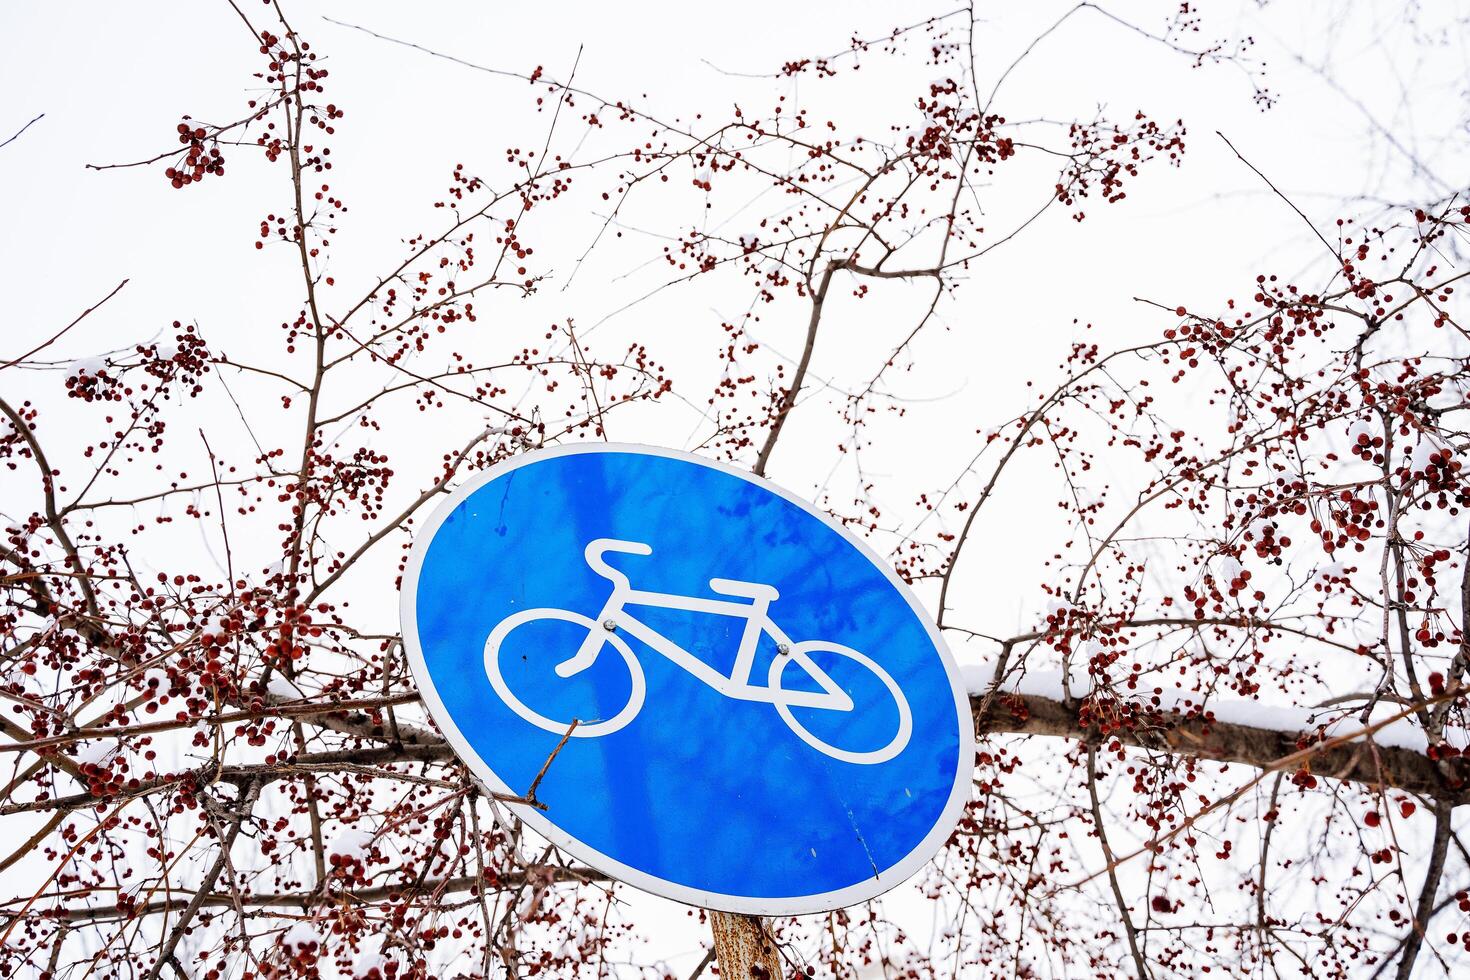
xmin=603 ymin=619 xmax=617 ymax=632
xmin=777 ymin=643 xmax=790 ymax=656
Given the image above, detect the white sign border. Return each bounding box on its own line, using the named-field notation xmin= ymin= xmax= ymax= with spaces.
xmin=400 ymin=442 xmax=977 ymax=916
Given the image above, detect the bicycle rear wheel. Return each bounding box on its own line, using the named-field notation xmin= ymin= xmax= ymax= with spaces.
xmin=769 ymin=641 xmax=912 ymax=765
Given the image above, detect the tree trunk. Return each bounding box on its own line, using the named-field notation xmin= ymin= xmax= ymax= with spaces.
xmin=709 ymin=911 xmax=783 ymax=979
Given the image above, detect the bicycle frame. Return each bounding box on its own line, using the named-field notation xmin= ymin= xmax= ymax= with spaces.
xmin=558 ymin=539 xmax=853 ymax=711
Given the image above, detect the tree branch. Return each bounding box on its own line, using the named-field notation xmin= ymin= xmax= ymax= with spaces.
xmin=975 ymin=692 xmax=1468 ymax=805
xmin=28 ymin=867 xmax=608 ymax=925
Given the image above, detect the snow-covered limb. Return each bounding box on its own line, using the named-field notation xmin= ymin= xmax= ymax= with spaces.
xmin=967 ymin=664 xmax=1467 ymax=804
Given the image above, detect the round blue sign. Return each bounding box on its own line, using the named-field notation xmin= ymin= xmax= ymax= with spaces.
xmin=401 ymin=444 xmax=973 ymax=913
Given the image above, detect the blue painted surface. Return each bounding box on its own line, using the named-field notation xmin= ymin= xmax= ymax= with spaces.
xmin=411 ymin=449 xmax=961 ymax=901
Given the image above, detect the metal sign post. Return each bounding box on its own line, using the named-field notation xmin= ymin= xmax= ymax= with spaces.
xmin=401 ymin=445 xmax=974 ymax=964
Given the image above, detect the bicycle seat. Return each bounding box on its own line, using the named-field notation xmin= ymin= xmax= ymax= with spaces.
xmin=708 ymin=578 xmax=780 ymax=602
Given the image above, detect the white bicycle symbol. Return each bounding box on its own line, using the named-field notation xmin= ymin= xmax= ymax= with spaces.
xmin=484 ymin=538 xmax=913 ymax=765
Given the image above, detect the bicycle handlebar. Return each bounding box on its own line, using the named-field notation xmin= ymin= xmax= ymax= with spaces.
xmin=584 ymin=538 xmax=653 ymax=589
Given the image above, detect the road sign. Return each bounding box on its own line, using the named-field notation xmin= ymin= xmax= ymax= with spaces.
xmin=401 ymin=444 xmax=974 ymax=914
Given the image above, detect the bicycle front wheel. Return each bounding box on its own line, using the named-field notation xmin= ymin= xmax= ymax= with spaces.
xmin=484 ymin=608 xmax=646 ymax=737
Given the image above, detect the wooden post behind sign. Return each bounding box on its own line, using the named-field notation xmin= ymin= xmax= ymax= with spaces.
xmin=708 ymin=911 xmax=783 ymax=978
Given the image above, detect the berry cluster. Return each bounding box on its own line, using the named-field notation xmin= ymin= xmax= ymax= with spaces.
xmin=163 ymin=121 xmax=225 ymax=188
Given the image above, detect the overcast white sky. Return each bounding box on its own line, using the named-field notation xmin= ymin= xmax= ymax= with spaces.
xmin=5 ymin=0 xmax=1461 ymax=666
xmin=4 ymin=0 xmax=1468 ymax=973
xmin=6 ymin=0 xmax=1457 ymax=617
